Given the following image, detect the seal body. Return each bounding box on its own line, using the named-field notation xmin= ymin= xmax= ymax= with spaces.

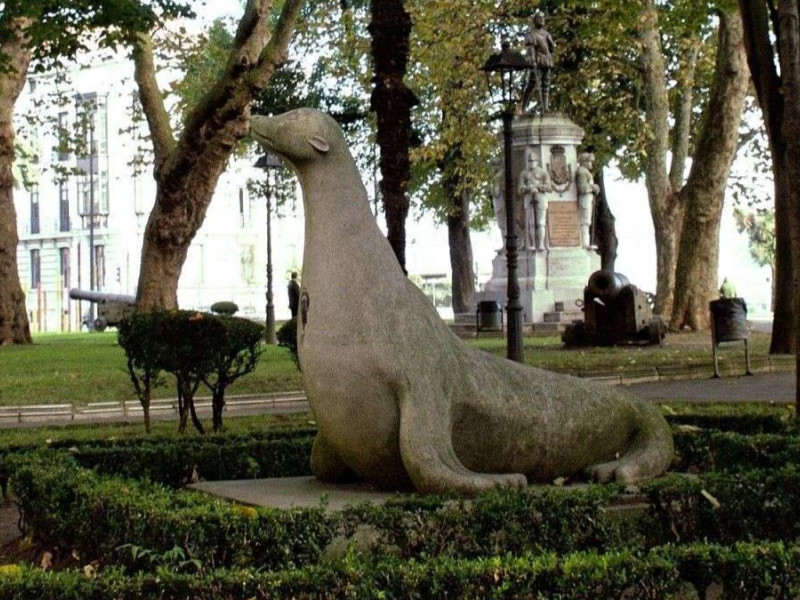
xmin=250 ymin=109 xmax=674 ymax=494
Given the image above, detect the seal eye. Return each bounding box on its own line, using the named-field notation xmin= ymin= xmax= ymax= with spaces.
xmin=307 ymin=136 xmax=330 ymax=154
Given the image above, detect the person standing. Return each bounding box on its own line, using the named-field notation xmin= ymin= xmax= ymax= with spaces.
xmin=288 ymin=272 xmax=300 ymax=318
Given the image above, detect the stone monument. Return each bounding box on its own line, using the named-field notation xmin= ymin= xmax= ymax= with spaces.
xmin=480 ymin=16 xmax=600 ymax=326
xmin=250 ymin=108 xmax=673 ymax=496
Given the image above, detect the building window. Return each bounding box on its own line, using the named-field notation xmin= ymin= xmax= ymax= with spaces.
xmin=59 ymin=184 xmax=70 ymax=232
xmin=59 ymin=247 xmax=70 ymax=288
xmin=30 ymin=185 xmax=40 ymax=234
xmin=94 ymin=245 xmax=105 ymax=289
xmin=30 ymin=249 xmax=40 ymax=288
xmin=57 ymin=111 xmax=69 ymax=161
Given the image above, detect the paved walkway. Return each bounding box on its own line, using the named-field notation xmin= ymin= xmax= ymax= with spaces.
xmin=626 ymin=371 xmax=795 ymax=404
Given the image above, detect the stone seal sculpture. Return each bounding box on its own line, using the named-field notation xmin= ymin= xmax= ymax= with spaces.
xmin=250 ymin=109 xmax=673 ymax=495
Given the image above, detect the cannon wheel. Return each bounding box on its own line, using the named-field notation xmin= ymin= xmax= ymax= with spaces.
xmin=648 ymin=317 xmax=664 ymax=345
xmin=562 ymin=321 xmax=585 ymax=347
xmin=93 ymin=317 xmax=108 ymax=332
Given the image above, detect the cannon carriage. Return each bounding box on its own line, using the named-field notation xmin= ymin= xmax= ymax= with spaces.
xmin=68 ymin=288 xmax=137 ymax=332
xmin=562 ymin=270 xmax=664 ymax=346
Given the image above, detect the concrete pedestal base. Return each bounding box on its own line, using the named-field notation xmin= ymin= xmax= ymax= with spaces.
xmin=479 ymin=246 xmax=600 ymax=323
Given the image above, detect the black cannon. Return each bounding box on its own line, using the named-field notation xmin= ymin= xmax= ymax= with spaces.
xmin=69 ymin=288 xmax=137 ymax=331
xmin=562 ymin=270 xmax=664 ymax=346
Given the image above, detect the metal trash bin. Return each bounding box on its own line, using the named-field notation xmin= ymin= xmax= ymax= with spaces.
xmin=709 ymin=298 xmax=752 ymax=378
xmin=476 ymin=301 xmax=503 ymax=337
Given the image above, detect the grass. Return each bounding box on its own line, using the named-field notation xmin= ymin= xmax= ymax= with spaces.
xmin=0 ymin=332 xmax=301 ymax=406
xmin=475 ymin=330 xmax=778 ymax=374
xmin=0 ymin=329 xmax=785 ymax=407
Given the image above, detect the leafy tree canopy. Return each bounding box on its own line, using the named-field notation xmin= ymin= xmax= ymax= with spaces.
xmin=0 ymin=0 xmax=194 ymax=71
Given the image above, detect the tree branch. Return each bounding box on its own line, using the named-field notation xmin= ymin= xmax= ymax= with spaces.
xmin=164 ymin=0 xmax=304 ymax=182
xmin=669 ymin=41 xmax=699 ymax=190
xmin=132 ymin=31 xmax=175 ymax=173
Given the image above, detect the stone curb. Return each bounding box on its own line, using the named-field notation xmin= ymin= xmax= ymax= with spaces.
xmin=582 ymin=356 xmax=795 ymax=386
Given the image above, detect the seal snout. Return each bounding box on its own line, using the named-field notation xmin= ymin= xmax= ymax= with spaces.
xmin=249 ymin=115 xmax=279 ymax=152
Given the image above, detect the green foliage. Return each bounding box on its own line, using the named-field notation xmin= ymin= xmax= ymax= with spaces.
xmin=276 ymin=318 xmax=299 ymax=369
xmin=0 ymin=0 xmax=194 ymax=70
xmin=733 ymin=208 xmax=775 ymax=269
xmin=0 ymin=543 xmax=798 ymax=599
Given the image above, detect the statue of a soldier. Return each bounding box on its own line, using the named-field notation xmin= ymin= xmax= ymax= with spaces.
xmin=522 ymin=11 xmax=555 ymax=114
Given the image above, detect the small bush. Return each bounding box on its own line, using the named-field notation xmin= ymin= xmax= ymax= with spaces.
xmin=276 ymin=318 xmax=299 ymax=369
xmin=210 ymin=301 xmax=239 ymax=316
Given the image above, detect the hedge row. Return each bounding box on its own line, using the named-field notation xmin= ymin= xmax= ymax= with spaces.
xmin=7 ymin=452 xmax=800 ymax=572
xmin=0 ymin=431 xmax=315 ymax=489
xmin=673 ymin=429 xmax=800 ymax=473
xmin=0 ymin=542 xmax=798 ymax=599
xmin=5 ymin=452 xmax=622 ymax=572
xmin=68 ymin=436 xmax=314 ymax=486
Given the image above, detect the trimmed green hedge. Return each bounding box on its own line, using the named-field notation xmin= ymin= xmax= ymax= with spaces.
xmin=673 ymin=429 xmax=800 ymax=473
xmin=0 ymin=542 xmax=798 ymax=599
xmin=8 ymin=451 xmax=800 ymax=573
xmin=0 ymin=428 xmax=316 ymax=489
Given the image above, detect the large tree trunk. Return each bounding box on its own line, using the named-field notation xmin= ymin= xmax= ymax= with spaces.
xmin=133 ymin=0 xmax=304 ymax=309
xmin=0 ymin=15 xmax=33 ymax=345
xmin=670 ymin=10 xmax=749 ymax=331
xmin=446 ymin=190 xmax=475 ymax=315
xmin=369 ymin=0 xmax=417 ymax=274
xmin=739 ymin=0 xmax=796 ymax=354
xmin=637 ymin=0 xmax=681 ymax=320
xmin=775 ymin=0 xmax=800 ymax=412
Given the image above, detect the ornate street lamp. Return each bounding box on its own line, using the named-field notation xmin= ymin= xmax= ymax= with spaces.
xmin=253 ymin=152 xmax=284 ymax=344
xmin=483 ymin=41 xmax=533 ymax=363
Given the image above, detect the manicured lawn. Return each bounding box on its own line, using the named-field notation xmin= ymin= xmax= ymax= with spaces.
xmin=0 ymin=329 xmax=784 ymax=407
xmin=475 ymin=330 xmax=778 ymax=374
xmin=0 ymin=332 xmax=301 ymax=406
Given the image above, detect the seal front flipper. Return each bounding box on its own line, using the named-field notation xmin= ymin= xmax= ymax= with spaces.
xmin=395 ymin=382 xmax=527 ymax=495
xmin=311 ymin=434 xmax=357 ymax=482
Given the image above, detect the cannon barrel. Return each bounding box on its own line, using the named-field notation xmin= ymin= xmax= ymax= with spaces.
xmin=586 ymin=270 xmax=630 ymax=300
xmin=68 ymin=288 xmax=137 ymax=306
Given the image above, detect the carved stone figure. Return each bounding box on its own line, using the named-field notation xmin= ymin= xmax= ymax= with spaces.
xmin=576 ymin=152 xmax=600 ymax=248
xmin=490 ymin=159 xmax=507 ymax=247
xmin=522 ymin=11 xmax=555 ymax=114
xmin=518 ymin=149 xmax=552 ymax=249
xmin=250 ymin=108 xmax=674 ymax=495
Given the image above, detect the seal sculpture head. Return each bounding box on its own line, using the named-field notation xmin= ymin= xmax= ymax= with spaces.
xmin=250 ymin=109 xmax=674 ymax=495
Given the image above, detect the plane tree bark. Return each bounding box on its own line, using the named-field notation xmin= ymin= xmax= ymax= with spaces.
xmin=0 ymin=14 xmax=33 ymax=345
xmin=638 ymin=2 xmax=748 ymax=330
xmin=670 ymin=10 xmax=749 ymax=331
xmin=738 ymin=0 xmax=800 ymax=357
xmin=133 ymin=0 xmax=304 ymax=309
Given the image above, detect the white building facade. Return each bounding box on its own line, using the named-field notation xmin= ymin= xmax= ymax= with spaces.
xmin=14 ymin=60 xmax=305 ymax=333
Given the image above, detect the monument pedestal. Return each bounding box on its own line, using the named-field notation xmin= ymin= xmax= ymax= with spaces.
xmin=480 ymin=112 xmax=600 ymax=325
xmin=480 ymin=247 xmax=599 ymax=324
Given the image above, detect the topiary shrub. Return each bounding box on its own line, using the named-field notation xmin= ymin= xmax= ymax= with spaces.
xmin=276 ymin=318 xmax=299 ymax=369
xmin=119 ymin=311 xmax=264 ymax=434
xmin=209 ymin=301 xmax=239 ymax=316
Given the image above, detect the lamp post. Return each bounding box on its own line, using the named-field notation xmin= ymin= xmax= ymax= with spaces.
xmin=482 ymin=42 xmax=533 ymax=363
xmin=253 ymin=153 xmax=283 ymax=344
